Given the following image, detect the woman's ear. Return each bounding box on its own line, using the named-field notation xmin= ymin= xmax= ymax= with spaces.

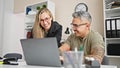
xmin=50 ymin=17 xmax=52 ymax=21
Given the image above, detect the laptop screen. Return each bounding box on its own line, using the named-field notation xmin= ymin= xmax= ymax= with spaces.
xmin=20 ymin=37 xmax=62 ymax=67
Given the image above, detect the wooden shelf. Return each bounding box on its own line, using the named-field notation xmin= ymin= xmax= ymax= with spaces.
xmin=106 ymin=38 xmax=120 ymax=40
xmin=105 ymin=7 xmax=120 ymax=18
xmin=105 ymin=7 xmax=120 ymax=12
xmin=25 ymin=22 xmax=34 ymax=24
xmin=26 ymin=14 xmax=36 ymax=18
xmin=25 ymin=27 xmax=32 ymax=30
xmin=107 ymin=55 xmax=120 ymax=58
xmin=105 ymin=16 xmax=120 ymax=19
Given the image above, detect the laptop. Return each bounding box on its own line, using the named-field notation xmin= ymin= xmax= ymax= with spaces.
xmin=20 ymin=37 xmax=62 ymax=67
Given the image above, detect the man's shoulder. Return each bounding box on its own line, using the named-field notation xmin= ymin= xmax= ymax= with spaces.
xmin=90 ymin=30 xmax=102 ymax=36
xmin=68 ymin=34 xmax=80 ymax=40
xmin=69 ymin=33 xmax=76 ymax=37
xmin=88 ymin=30 xmax=103 ymax=40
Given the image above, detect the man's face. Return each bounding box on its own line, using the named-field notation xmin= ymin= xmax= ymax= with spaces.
xmin=39 ymin=12 xmax=52 ymax=31
xmin=71 ymin=18 xmax=88 ymax=38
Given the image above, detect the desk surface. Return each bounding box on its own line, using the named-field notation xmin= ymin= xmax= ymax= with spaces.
xmin=0 ymin=65 xmax=117 ymax=68
xmin=0 ymin=62 xmax=117 ymax=68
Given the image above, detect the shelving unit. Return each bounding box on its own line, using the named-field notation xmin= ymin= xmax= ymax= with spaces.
xmin=103 ymin=0 xmax=120 ymax=57
xmin=24 ymin=0 xmax=55 ymax=38
xmin=105 ymin=7 xmax=120 ymax=18
xmin=25 ymin=14 xmax=35 ymax=31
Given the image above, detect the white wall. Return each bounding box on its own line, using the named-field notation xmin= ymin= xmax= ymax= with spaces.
xmin=0 ymin=0 xmax=4 ymax=56
xmin=0 ymin=0 xmax=3 ymax=56
xmin=2 ymin=0 xmax=25 ymax=57
xmin=14 ymin=0 xmax=104 ymax=42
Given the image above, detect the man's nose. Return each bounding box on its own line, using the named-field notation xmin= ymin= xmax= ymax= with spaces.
xmin=72 ymin=26 xmax=76 ymax=30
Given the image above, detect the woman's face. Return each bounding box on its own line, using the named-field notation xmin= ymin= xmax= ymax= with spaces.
xmin=39 ymin=12 xmax=52 ymax=31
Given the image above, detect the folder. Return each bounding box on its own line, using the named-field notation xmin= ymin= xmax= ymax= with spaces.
xmin=116 ymin=19 xmax=120 ymax=37
xmin=111 ymin=19 xmax=117 ymax=38
xmin=106 ymin=19 xmax=112 ymax=38
xmin=106 ymin=18 xmax=120 ymax=38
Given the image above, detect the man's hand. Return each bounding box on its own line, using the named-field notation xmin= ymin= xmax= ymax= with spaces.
xmin=59 ymin=56 xmax=64 ymax=61
xmin=59 ymin=56 xmax=64 ymax=65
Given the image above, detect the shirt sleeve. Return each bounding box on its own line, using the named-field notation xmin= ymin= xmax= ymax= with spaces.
xmin=64 ymin=34 xmax=77 ymax=50
xmin=54 ymin=25 xmax=62 ymax=47
xmin=87 ymin=32 xmax=105 ymax=64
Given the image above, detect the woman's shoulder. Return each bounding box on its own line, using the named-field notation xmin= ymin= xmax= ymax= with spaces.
xmin=53 ymin=21 xmax=62 ymax=25
xmin=52 ymin=21 xmax=62 ymax=29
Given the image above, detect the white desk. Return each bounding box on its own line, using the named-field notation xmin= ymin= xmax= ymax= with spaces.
xmin=0 ymin=62 xmax=117 ymax=68
xmin=0 ymin=65 xmax=117 ymax=68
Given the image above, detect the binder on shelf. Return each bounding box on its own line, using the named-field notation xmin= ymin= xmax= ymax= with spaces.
xmin=111 ymin=19 xmax=117 ymax=38
xmin=105 ymin=19 xmax=112 ymax=38
xmin=27 ymin=31 xmax=32 ymax=38
xmin=26 ymin=7 xmax=31 ymax=15
xmin=116 ymin=19 xmax=120 ymax=37
xmin=106 ymin=19 xmax=118 ymax=38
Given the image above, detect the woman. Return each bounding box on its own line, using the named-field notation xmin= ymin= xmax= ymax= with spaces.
xmin=29 ymin=8 xmax=62 ymax=47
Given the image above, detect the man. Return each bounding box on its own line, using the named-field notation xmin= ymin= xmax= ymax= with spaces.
xmin=59 ymin=11 xmax=104 ymax=64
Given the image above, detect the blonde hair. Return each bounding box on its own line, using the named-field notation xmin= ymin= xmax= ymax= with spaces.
xmin=32 ymin=8 xmax=53 ymax=38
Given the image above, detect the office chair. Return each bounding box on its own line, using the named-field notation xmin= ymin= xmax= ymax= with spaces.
xmin=3 ymin=53 xmax=22 ymax=59
xmin=101 ymin=56 xmax=109 ymax=65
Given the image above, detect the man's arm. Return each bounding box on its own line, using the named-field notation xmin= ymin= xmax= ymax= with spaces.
xmin=59 ymin=43 xmax=70 ymax=52
xmin=87 ymin=44 xmax=104 ymax=64
xmin=59 ymin=43 xmax=70 ymax=61
xmin=86 ymin=32 xmax=105 ymax=64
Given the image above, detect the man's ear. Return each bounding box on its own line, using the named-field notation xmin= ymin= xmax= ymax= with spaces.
xmin=85 ymin=20 xmax=90 ymax=27
xmin=86 ymin=23 xmax=90 ymax=27
xmin=86 ymin=23 xmax=90 ymax=30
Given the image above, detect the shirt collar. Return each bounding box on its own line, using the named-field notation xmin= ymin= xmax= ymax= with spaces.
xmin=79 ymin=30 xmax=91 ymax=41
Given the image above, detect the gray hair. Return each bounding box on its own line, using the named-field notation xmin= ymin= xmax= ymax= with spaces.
xmin=72 ymin=11 xmax=92 ymax=23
